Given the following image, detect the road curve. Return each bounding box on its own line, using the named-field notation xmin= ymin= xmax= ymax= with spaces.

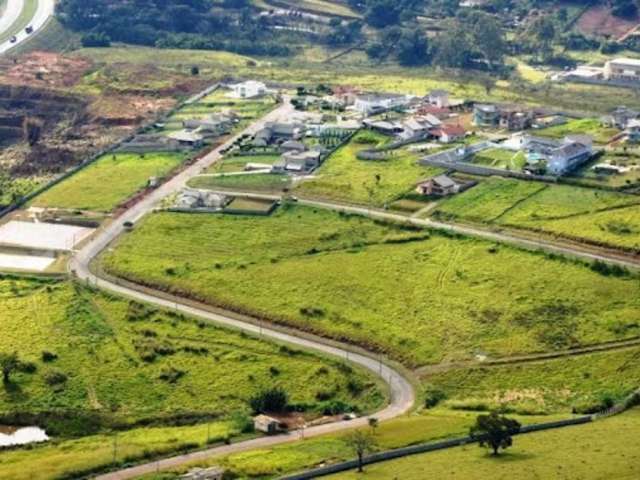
xmin=70 ymin=99 xmax=415 ymax=479
xmin=0 ymin=0 xmax=56 ymax=55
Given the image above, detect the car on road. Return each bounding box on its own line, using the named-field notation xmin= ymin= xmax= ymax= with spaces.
xmin=9 ymin=36 xmax=17 ymax=43
xmin=25 ymin=26 xmax=33 ymax=34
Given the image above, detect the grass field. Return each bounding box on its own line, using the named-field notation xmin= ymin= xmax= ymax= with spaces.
xmin=472 ymin=148 xmax=527 ymax=171
xmin=297 ymin=131 xmax=441 ymax=205
xmin=209 ymin=154 xmax=281 ymax=173
xmin=189 ymin=173 xmax=291 ymax=192
xmin=423 ymin=346 xmax=640 ymax=415
xmin=534 ymin=118 xmax=619 ymax=145
xmin=31 ymin=152 xmax=186 ymax=212
xmin=328 ymin=409 xmax=640 ymax=480
xmin=100 ymin=206 xmax=640 ymax=367
xmin=435 ymin=178 xmax=640 ymax=251
xmin=0 ymin=275 xmax=382 ymax=430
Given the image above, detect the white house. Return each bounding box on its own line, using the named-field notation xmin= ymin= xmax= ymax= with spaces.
xmin=427 ymin=89 xmax=450 ymax=108
xmin=604 ymin=58 xmax=640 ymax=82
xmin=354 ymin=93 xmax=413 ymax=115
xmin=229 ymin=80 xmax=268 ymax=99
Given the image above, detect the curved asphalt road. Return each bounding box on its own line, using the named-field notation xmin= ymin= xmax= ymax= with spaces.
xmin=0 ymin=0 xmax=56 ymax=55
xmin=71 ymin=99 xmax=415 ymax=479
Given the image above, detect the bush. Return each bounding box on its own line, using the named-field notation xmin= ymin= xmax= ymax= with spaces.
xmin=158 ymin=367 xmax=186 ymax=383
xmin=231 ymin=411 xmax=254 ymax=433
xmin=424 ymin=387 xmax=447 ymax=408
xmin=249 ymin=387 xmax=289 ymax=414
xmin=44 ymin=369 xmax=68 ymax=386
xmin=41 ymin=351 xmax=58 ymax=362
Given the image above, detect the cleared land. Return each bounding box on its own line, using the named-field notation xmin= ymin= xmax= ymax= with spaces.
xmin=297 ymin=131 xmax=440 ymax=205
xmin=100 ymin=206 xmax=640 ymax=367
xmin=435 ymin=178 xmax=640 ymax=251
xmin=533 ymin=118 xmax=618 ymax=145
xmin=209 ymin=154 xmax=281 ymax=173
xmin=189 ymin=173 xmax=292 ymax=193
xmin=0 ymin=275 xmax=382 ymax=478
xmin=31 ymin=152 xmax=186 ymax=212
xmin=328 ymin=409 xmax=640 ymax=480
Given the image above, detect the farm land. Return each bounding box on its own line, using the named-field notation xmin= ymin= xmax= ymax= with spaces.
xmin=0 ymin=274 xmax=383 ymax=478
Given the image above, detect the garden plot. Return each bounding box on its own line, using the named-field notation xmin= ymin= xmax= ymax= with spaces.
xmin=0 ymin=221 xmax=93 ymax=251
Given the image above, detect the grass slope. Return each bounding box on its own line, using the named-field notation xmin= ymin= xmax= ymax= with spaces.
xmin=32 ymin=152 xmax=185 ymax=212
xmin=100 ymin=206 xmax=640 ymax=367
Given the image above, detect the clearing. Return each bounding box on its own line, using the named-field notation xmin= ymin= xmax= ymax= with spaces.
xmin=99 ymin=205 xmax=640 ymax=367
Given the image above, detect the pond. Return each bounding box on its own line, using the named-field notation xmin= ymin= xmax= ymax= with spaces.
xmin=0 ymin=426 xmax=49 ymax=447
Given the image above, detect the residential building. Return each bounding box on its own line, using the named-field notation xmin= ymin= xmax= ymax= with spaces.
xmin=626 ymin=118 xmax=640 ymax=142
xmin=516 ymin=134 xmax=592 ymax=175
xmin=604 ymin=58 xmax=640 ymax=82
xmin=473 ymin=104 xmax=500 ymax=127
xmin=400 ymin=115 xmax=442 ymax=140
xmin=280 ymin=140 xmax=307 ymax=153
xmin=282 ymin=150 xmax=322 ymax=172
xmin=354 ymin=93 xmax=412 ymax=115
xmin=167 ymin=130 xmax=204 ymax=148
xmin=499 ymin=109 xmax=533 ymax=131
xmin=416 ymin=175 xmax=460 ymax=196
xmin=601 ymin=106 xmax=640 ymax=129
xmin=433 ymin=124 xmax=466 ymax=143
xmin=229 ymin=80 xmax=268 ymax=99
xmin=363 ymin=119 xmax=404 ymax=135
xmin=183 ymin=112 xmax=236 ymax=136
xmin=427 ymin=89 xmax=450 ymax=108
xmin=253 ymin=122 xmax=305 ymax=147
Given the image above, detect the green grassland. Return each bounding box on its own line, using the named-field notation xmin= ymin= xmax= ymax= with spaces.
xmin=472 ymin=148 xmax=527 ymax=171
xmin=100 ymin=206 xmax=640 ymax=367
xmin=328 ymin=409 xmax=640 ymax=480
xmin=31 ymin=152 xmax=186 ymax=212
xmin=296 ymin=131 xmax=440 ymax=205
xmin=188 ymin=173 xmax=291 ymax=192
xmin=209 ymin=155 xmax=281 ymax=173
xmin=435 ymin=178 xmax=640 ymax=251
xmin=534 ymin=118 xmax=619 ymax=145
xmin=423 ymin=347 xmax=640 ymax=416
xmin=0 ymin=275 xmax=382 ymax=430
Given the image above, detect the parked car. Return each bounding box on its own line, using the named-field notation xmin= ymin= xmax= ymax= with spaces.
xmin=123 ymin=221 xmax=135 ymax=230
xmin=25 ymin=26 xmax=33 ymax=34
xmin=9 ymin=36 xmax=17 ymax=43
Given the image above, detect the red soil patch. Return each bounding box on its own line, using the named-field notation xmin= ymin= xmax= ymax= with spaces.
xmin=577 ymin=5 xmax=639 ymax=40
xmin=0 ymin=51 xmax=92 ymax=88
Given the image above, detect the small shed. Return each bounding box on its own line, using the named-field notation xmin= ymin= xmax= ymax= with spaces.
xmin=254 ymin=414 xmax=283 ymax=434
xmin=181 ymin=466 xmax=225 ymax=480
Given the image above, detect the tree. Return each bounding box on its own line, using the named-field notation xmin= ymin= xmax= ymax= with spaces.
xmin=470 ymin=411 xmax=521 ymax=456
xmin=23 ymin=117 xmax=43 ymax=147
xmin=0 ymin=352 xmax=20 ymax=384
xmin=397 ymin=29 xmax=429 ymax=66
xmin=347 ymin=430 xmax=377 ymax=472
xmin=249 ymin=387 xmax=289 ymax=414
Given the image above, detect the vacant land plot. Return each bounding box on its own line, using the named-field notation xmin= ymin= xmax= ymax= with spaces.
xmin=32 ymin=152 xmax=186 ymax=212
xmin=209 ymin=154 xmax=281 ymax=173
xmin=534 ymin=118 xmax=619 ymax=145
xmin=189 ymin=173 xmax=291 ymax=192
xmin=100 ymin=206 xmax=640 ymax=367
xmin=0 ymin=276 xmax=382 ymax=431
xmin=297 ymin=131 xmax=440 ymax=205
xmin=329 ymin=409 xmax=640 ymax=480
xmin=435 ymin=178 xmax=640 ymax=251
xmin=571 ymin=150 xmax=640 ymax=188
xmin=423 ymin=346 xmax=640 ymax=415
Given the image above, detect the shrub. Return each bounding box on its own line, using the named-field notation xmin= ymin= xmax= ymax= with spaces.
xmin=424 ymin=387 xmax=447 ymax=408
xmin=41 ymin=351 xmax=58 ymax=362
xmin=249 ymin=387 xmax=289 ymax=414
xmin=158 ymin=367 xmax=186 ymax=384
xmin=231 ymin=411 xmax=255 ymax=434
xmin=44 ymin=369 xmax=68 ymax=386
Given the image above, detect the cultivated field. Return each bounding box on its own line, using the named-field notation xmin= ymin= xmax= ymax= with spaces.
xmin=31 ymin=152 xmax=186 ymax=212
xmin=328 ymin=409 xmax=640 ymax=480
xmin=189 ymin=173 xmax=291 ymax=193
xmin=297 ymin=131 xmax=440 ymax=205
xmin=100 ymin=206 xmax=640 ymax=367
xmin=435 ymin=178 xmax=640 ymax=251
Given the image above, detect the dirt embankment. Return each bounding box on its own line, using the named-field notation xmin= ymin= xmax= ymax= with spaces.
xmin=577 ymin=5 xmax=640 ymax=40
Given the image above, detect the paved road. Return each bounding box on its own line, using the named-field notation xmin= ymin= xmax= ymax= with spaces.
xmin=0 ymin=0 xmax=55 ymax=55
xmin=72 ymin=99 xmax=415 ymax=479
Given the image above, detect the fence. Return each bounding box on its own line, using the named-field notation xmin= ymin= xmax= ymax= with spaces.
xmin=0 ymin=83 xmax=221 ymax=219
xmin=280 ymin=416 xmax=593 ymax=480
